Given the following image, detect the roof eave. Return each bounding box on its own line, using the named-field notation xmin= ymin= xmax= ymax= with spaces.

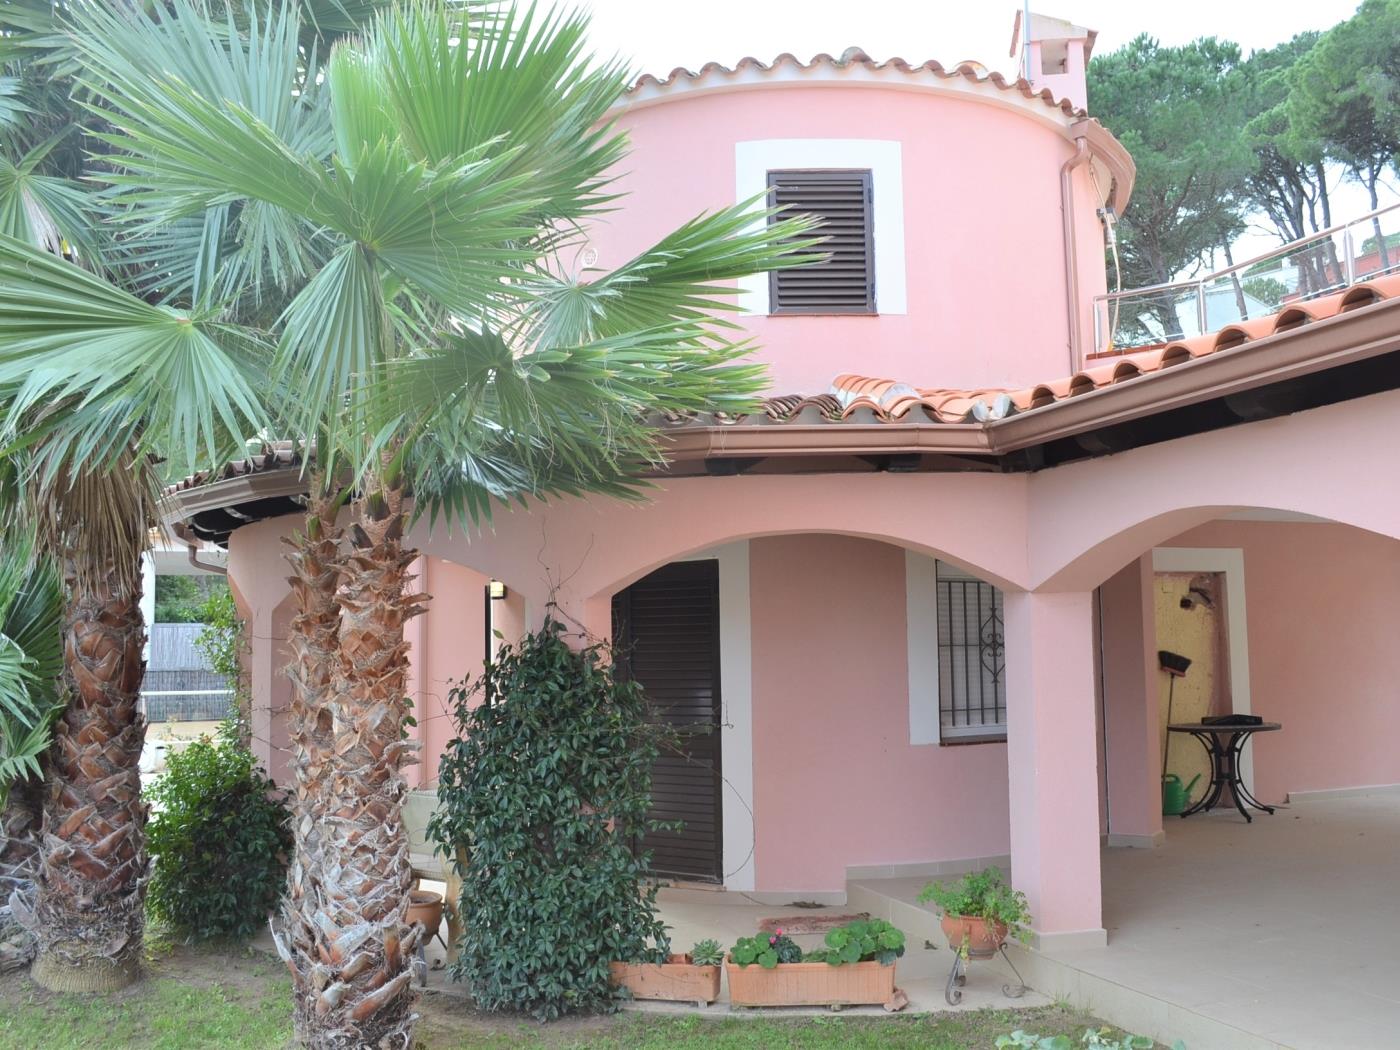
xmin=986 ymin=297 xmax=1400 ymax=451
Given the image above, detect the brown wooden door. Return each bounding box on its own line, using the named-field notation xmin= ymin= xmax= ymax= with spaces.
xmin=612 ymin=560 xmax=723 ymax=883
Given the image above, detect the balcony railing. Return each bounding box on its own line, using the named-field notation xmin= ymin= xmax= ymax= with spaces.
xmin=1092 ymin=202 xmax=1400 ymax=357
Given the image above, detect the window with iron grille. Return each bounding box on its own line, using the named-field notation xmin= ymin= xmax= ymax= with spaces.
xmin=766 ymin=169 xmax=875 ymax=314
xmin=936 ymin=562 xmax=1007 ymax=739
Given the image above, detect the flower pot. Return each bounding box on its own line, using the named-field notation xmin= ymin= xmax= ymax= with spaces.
xmin=406 ymin=890 xmax=444 ymax=935
xmin=725 ymin=957 xmax=903 ymax=1009
xmin=940 ymin=913 xmax=1008 ymax=959
xmin=609 ymin=955 xmax=721 ymax=1007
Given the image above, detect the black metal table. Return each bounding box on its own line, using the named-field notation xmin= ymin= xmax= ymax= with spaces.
xmin=1168 ymin=722 xmax=1281 ymax=822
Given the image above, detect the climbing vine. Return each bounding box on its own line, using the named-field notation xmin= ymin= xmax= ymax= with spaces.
xmin=429 ymin=622 xmax=672 ymax=1019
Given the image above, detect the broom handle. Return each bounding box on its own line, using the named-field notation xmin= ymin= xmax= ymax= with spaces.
xmin=1162 ymin=675 xmax=1175 ymax=775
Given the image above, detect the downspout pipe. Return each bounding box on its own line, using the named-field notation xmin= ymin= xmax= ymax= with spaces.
xmin=1060 ymin=126 xmax=1092 ymax=372
xmin=187 ymin=544 xmax=228 ymax=576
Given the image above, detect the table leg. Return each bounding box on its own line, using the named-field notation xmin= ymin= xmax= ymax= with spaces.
xmin=1180 ymin=731 xmax=1225 ymax=817
xmin=1228 ymin=733 xmax=1275 ymax=817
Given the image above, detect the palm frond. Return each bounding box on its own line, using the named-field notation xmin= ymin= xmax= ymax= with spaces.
xmin=0 ymin=130 xmax=103 ymax=264
xmin=365 ymin=321 xmax=768 ymax=530
xmin=522 ymin=202 xmax=823 ymax=347
xmin=72 ymin=0 xmax=332 ymax=299
xmin=0 ymin=532 xmax=63 ymax=805
xmin=369 ymin=1 xmax=628 ymax=224
xmin=0 ymin=233 xmax=270 ymax=478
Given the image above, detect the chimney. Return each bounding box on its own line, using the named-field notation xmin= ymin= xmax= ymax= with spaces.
xmin=1009 ymin=9 xmax=1096 ymax=112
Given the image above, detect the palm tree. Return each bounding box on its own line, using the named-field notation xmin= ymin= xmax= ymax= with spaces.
xmin=0 ymin=0 xmax=276 ymax=989
xmin=0 ymin=0 xmax=812 ymax=1039
xmin=0 ymin=534 xmax=64 ymax=974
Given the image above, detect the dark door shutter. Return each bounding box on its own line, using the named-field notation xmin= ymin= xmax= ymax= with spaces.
xmin=612 ymin=560 xmax=723 ymax=883
xmin=768 ymin=169 xmax=876 ymax=314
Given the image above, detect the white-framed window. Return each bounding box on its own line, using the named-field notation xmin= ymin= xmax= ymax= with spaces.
xmin=907 ymin=553 xmax=1008 ymax=744
xmin=734 ymin=139 xmax=906 ymax=315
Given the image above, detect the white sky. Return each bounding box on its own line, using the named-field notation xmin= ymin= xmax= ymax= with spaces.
xmin=580 ymin=1 xmax=1363 ymax=80
xmin=580 ymin=0 xmax=1398 ymax=268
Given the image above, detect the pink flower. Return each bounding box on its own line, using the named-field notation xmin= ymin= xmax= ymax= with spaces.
xmin=768 ymin=936 xmax=776 ymax=945
xmin=776 ymin=928 xmax=784 ymax=936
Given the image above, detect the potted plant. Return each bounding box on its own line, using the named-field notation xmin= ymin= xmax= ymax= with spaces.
xmin=725 ymin=920 xmax=908 ymax=1010
xmin=918 ymin=866 xmax=1030 ymax=959
xmin=609 ymin=938 xmax=723 ymax=1007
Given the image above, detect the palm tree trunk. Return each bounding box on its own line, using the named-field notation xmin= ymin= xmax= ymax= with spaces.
xmin=28 ymin=560 xmax=148 ymax=993
xmin=275 ymin=487 xmax=427 ymax=1049
xmin=0 ymin=775 xmax=43 ymax=972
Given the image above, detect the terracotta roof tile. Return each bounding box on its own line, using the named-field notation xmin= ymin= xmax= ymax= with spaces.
xmin=649 ymin=268 xmax=1400 ymax=433
xmin=162 ymin=441 xmax=304 ymax=496
xmin=627 ymin=47 xmax=1086 ymax=118
xmin=166 ymin=270 xmax=1400 ymax=501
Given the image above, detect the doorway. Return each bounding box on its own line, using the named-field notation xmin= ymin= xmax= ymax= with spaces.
xmin=612 ymin=560 xmax=724 ymax=882
xmin=1154 ymin=571 xmax=1227 ymax=797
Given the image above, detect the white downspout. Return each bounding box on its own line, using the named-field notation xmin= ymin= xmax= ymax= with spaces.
xmin=1060 ymin=126 xmax=1092 ymax=372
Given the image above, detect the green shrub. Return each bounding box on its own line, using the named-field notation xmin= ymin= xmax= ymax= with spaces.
xmin=430 ymin=622 xmax=672 ymax=1020
xmin=145 ymin=737 xmax=290 ymax=940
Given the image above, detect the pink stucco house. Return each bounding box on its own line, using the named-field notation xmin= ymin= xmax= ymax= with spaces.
xmin=165 ymin=11 xmax=1400 ymax=1044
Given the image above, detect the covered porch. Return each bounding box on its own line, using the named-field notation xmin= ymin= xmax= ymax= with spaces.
xmin=1016 ymin=793 xmax=1400 ymax=1050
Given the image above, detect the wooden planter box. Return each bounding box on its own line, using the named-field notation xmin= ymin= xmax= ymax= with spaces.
xmin=609 ymin=955 xmax=721 ymax=1007
xmin=725 ymin=957 xmax=902 ymax=1009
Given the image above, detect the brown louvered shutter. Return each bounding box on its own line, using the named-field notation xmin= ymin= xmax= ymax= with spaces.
xmin=767 ymin=169 xmax=876 ymax=314
xmin=612 ymin=560 xmax=724 ymax=883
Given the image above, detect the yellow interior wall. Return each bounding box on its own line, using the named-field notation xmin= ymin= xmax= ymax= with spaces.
xmin=1154 ymin=572 xmax=1222 ymax=802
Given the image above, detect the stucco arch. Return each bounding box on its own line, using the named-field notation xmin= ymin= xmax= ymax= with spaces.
xmin=1029 ymin=390 xmax=1400 ymax=591
xmin=406 ymin=472 xmax=1033 ymax=622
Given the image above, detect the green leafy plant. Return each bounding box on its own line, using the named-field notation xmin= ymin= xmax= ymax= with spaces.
xmin=689 ymin=939 xmax=724 ymax=967
xmin=145 ymin=737 xmax=290 ymax=940
xmin=191 ymin=587 xmax=252 ymax=746
xmin=430 ymin=622 xmax=673 ymax=1020
xmin=730 ymin=929 xmax=802 ymax=969
xmin=804 ymin=918 xmax=906 ymax=966
xmin=918 ymin=866 xmax=1032 ymax=940
xmin=996 ymin=1028 xmax=1179 ymax=1050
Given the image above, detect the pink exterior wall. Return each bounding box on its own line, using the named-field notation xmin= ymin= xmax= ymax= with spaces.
xmin=591 ymin=85 xmax=1105 ymax=394
xmin=749 ymin=535 xmax=1009 ymax=893
xmin=1160 ymin=520 xmax=1400 ymax=805
xmin=1099 ymin=556 xmax=1162 ymax=841
xmin=407 ymin=557 xmax=489 ymax=788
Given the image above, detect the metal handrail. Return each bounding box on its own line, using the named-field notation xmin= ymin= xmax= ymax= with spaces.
xmin=1092 ymin=201 xmax=1400 ymax=356
xmin=1095 ymin=200 xmax=1400 ymax=304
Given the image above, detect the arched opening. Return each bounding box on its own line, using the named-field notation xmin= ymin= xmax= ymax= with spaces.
xmin=593 ymin=532 xmax=1017 ymax=904
xmin=1066 ymin=505 xmax=1400 ymax=1018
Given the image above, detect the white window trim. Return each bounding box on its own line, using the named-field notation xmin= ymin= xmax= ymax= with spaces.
xmin=735 ymin=139 xmax=907 ymax=316
xmin=906 ymin=552 xmax=1007 ymax=745
xmin=1150 ymin=546 xmax=1253 ymax=792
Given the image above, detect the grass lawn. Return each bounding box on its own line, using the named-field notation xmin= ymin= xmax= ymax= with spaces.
xmin=0 ymin=942 xmax=1144 ymax=1049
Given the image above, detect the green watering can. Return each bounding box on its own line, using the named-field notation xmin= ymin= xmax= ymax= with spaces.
xmin=1162 ymin=773 xmax=1201 ymax=816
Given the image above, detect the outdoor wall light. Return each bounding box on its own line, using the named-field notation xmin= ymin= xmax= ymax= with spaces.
xmin=488 ymin=579 xmax=507 ymax=600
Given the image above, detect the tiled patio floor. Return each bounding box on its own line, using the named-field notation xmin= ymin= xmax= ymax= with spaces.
xmin=1014 ymin=793 xmax=1400 ymax=1050
xmin=395 ymin=794 xmax=1400 ymax=1043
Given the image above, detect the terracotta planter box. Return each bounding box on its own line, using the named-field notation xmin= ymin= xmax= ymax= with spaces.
xmin=725 ymin=957 xmax=902 ymax=1009
xmin=940 ymin=914 xmax=1009 ymax=958
xmin=609 ymin=955 xmax=721 ymax=1007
